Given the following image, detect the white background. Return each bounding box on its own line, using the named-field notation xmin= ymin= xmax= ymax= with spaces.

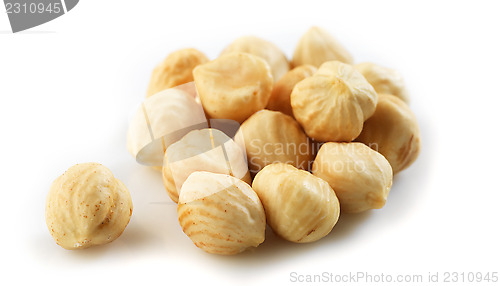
xmin=1 ymin=0 xmax=499 ymax=285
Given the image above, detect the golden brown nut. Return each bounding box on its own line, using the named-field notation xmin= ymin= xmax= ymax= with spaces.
xmin=177 ymin=171 xmax=266 ymax=255
xmin=267 ymin=65 xmax=317 ymax=117
xmin=252 ymin=163 xmax=340 ymax=243
xmin=193 ymin=52 xmax=273 ymax=123
xmin=146 ymin=48 xmax=209 ymax=97
xmin=355 ymin=62 xmax=409 ymax=103
xmin=291 ymin=61 xmax=377 ymax=142
xmin=237 ymin=110 xmax=313 ymax=175
xmin=221 ymin=36 xmax=290 ymax=81
xmin=356 ymin=94 xmax=421 ymax=174
xmin=45 ymin=163 xmax=133 ymax=250
xmin=292 ymin=26 xmax=353 ymax=67
xmin=312 ymin=143 xmax=392 ymax=213
xmin=162 ymin=128 xmax=251 ymax=203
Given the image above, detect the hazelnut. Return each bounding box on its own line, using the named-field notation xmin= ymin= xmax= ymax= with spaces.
xmin=127 ymin=85 xmax=208 ymax=167
xmin=177 ymin=171 xmax=266 ymax=255
xmin=146 ymin=48 xmax=209 ymax=97
xmin=45 ymin=163 xmax=133 ymax=249
xmin=355 ymin=62 xmax=409 ymax=103
xmin=312 ymin=142 xmax=393 ymax=213
xmin=267 ymin=65 xmax=317 ymax=117
xmin=252 ymin=163 xmax=340 ymax=243
xmin=356 ymin=94 xmax=421 ymax=174
xmin=162 ymin=128 xmax=251 ymax=203
xmin=291 ymin=61 xmax=377 ymax=142
xmin=237 ymin=109 xmax=314 ymax=175
xmin=193 ymin=52 xmax=273 ymax=123
xmin=292 ymin=26 xmax=353 ymax=67
xmin=221 ymin=36 xmax=290 ymax=81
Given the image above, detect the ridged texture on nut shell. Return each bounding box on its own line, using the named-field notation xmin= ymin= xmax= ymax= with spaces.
xmin=267 ymin=65 xmax=317 ymax=117
xmin=355 ymin=62 xmax=409 ymax=103
xmin=221 ymin=36 xmax=290 ymax=81
xmin=45 ymin=163 xmax=133 ymax=249
xmin=356 ymin=94 xmax=421 ymax=174
xmin=312 ymin=143 xmax=392 ymax=213
xmin=193 ymin=52 xmax=273 ymax=123
xmin=177 ymin=172 xmax=266 ymax=255
xmin=292 ymin=26 xmax=353 ymax=67
xmin=162 ymin=128 xmax=251 ymax=203
xmin=291 ymin=61 xmax=377 ymax=142
xmin=252 ymin=163 xmax=340 ymax=243
xmin=237 ymin=110 xmax=313 ymax=175
xmin=146 ymin=48 xmax=209 ymax=97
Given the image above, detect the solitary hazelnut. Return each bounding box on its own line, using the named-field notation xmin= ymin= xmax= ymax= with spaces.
xmin=46 ymin=163 xmax=133 ymax=249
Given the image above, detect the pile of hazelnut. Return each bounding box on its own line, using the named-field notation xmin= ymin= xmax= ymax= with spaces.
xmin=46 ymin=27 xmax=420 ymax=254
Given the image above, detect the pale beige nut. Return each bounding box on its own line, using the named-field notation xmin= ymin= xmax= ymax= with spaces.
xmin=356 ymin=94 xmax=421 ymax=174
xmin=291 ymin=61 xmax=378 ymax=142
xmin=292 ymin=26 xmax=353 ymax=67
xmin=162 ymin=128 xmax=251 ymax=203
xmin=312 ymin=143 xmax=392 ymax=213
xmin=252 ymin=163 xmax=340 ymax=243
xmin=127 ymin=85 xmax=208 ymax=167
xmin=45 ymin=163 xmax=133 ymax=250
xmin=236 ymin=110 xmax=313 ymax=175
xmin=177 ymin=171 xmax=266 ymax=255
xmin=221 ymin=36 xmax=290 ymax=81
xmin=193 ymin=52 xmax=273 ymax=123
xmin=146 ymin=48 xmax=209 ymax=97
xmin=267 ymin=65 xmax=317 ymax=117
xmin=355 ymin=62 xmax=409 ymax=103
